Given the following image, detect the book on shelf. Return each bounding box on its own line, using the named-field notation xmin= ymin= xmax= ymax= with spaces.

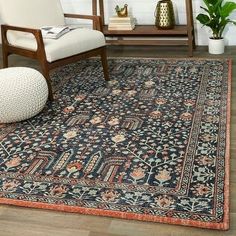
xmin=108 ymin=23 xmax=135 ymax=26
xmin=109 ymin=16 xmax=134 ymax=22
xmin=108 ymin=25 xmax=135 ymax=31
xmin=108 ymin=16 xmax=136 ymax=31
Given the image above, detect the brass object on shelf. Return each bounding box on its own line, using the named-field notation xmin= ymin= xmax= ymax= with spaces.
xmin=155 ymin=0 xmax=175 ymax=29
xmin=115 ymin=4 xmax=128 ymax=17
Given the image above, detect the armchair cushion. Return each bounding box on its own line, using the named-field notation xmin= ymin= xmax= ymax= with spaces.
xmin=7 ymin=28 xmax=106 ymax=62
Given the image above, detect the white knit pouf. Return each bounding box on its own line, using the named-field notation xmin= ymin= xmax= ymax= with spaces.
xmin=0 ymin=67 xmax=48 ymax=123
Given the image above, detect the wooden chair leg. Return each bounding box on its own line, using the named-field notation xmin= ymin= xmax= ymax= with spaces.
xmin=39 ymin=61 xmax=53 ymax=101
xmin=101 ymin=47 xmax=109 ymax=81
xmin=2 ymin=49 xmax=9 ymax=68
xmin=44 ymin=74 xmax=54 ymax=101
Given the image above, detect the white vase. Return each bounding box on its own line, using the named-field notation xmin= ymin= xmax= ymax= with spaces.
xmin=208 ymin=38 xmax=225 ymax=54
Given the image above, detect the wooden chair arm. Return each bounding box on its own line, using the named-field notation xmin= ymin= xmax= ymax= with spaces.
xmin=1 ymin=24 xmax=44 ymax=51
xmin=64 ymin=13 xmax=102 ymax=32
xmin=1 ymin=24 xmax=41 ymax=34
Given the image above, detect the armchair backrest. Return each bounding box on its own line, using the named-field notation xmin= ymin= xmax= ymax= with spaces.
xmin=0 ymin=0 xmax=65 ymax=28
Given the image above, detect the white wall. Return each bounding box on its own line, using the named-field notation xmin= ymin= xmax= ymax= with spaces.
xmin=0 ymin=0 xmax=235 ymax=45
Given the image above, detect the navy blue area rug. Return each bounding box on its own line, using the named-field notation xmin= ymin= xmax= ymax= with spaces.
xmin=0 ymin=58 xmax=231 ymax=229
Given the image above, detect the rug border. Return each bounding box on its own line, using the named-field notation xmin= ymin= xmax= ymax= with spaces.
xmin=222 ymin=58 xmax=232 ymax=230
xmin=105 ymin=56 xmax=232 ymax=62
xmin=0 ymin=58 xmax=232 ymax=230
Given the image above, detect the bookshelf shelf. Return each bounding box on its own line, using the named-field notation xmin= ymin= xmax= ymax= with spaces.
xmin=92 ymin=0 xmax=195 ymax=56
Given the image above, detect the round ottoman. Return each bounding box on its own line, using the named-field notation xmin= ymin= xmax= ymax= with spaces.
xmin=0 ymin=67 xmax=48 ymax=123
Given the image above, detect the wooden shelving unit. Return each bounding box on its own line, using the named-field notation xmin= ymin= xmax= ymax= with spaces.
xmin=92 ymin=0 xmax=195 ymax=56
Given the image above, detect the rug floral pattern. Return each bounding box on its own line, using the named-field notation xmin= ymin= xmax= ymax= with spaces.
xmin=0 ymin=58 xmax=230 ymax=229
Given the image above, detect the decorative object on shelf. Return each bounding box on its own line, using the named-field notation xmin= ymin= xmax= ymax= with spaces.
xmin=196 ymin=0 xmax=236 ymax=54
xmin=108 ymin=16 xmax=135 ymax=30
xmin=155 ymin=0 xmax=175 ymax=29
xmin=115 ymin=4 xmax=128 ymax=17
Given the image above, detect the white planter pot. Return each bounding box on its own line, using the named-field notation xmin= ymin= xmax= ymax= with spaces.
xmin=208 ymin=38 xmax=225 ymax=54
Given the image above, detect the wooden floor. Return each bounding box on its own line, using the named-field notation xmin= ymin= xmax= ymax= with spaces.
xmin=0 ymin=46 xmax=235 ymax=236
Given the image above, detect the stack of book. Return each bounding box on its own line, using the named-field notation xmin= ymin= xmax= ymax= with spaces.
xmin=108 ymin=16 xmax=136 ymax=31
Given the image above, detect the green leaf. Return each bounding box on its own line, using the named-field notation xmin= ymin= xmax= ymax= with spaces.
xmin=208 ymin=0 xmax=223 ymax=14
xmin=207 ymin=0 xmax=221 ymax=4
xmin=202 ymin=0 xmax=214 ymax=16
xmin=196 ymin=14 xmax=211 ymax=25
xmin=200 ymin=6 xmax=210 ymax=14
xmin=221 ymin=2 xmax=236 ymax=17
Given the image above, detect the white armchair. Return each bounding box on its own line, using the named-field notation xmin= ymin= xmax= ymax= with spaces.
xmin=0 ymin=0 xmax=109 ymax=100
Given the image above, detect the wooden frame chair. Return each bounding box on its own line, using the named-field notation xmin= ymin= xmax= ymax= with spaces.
xmin=0 ymin=0 xmax=109 ymax=101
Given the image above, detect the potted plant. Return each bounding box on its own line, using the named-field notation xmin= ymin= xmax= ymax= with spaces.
xmin=196 ymin=0 xmax=236 ymax=54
